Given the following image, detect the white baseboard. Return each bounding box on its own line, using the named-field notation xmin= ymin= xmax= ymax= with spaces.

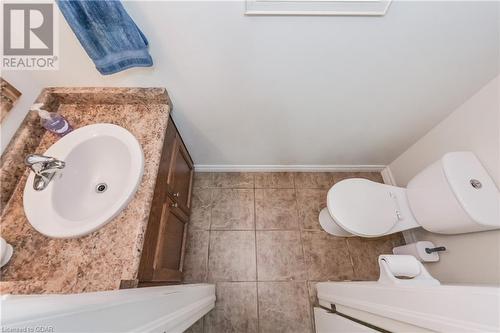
xmin=381 ymin=166 xmax=397 ymax=185
xmin=194 ymin=164 xmax=386 ymax=172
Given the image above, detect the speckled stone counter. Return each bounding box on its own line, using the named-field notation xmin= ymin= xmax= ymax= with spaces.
xmin=0 ymin=87 xmax=172 ymax=294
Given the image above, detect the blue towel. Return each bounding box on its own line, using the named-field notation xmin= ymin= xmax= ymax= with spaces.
xmin=56 ymin=0 xmax=153 ymax=75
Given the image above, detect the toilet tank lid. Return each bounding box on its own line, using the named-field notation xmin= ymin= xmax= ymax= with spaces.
xmin=442 ymin=152 xmax=500 ymax=227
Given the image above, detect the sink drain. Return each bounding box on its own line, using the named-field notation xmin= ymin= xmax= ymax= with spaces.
xmin=95 ymin=183 xmax=108 ymax=193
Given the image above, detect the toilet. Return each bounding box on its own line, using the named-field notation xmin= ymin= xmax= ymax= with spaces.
xmin=319 ymin=152 xmax=500 ymax=237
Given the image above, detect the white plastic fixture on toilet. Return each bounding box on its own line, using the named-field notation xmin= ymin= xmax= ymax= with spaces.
xmin=319 ymin=152 xmax=500 ymax=237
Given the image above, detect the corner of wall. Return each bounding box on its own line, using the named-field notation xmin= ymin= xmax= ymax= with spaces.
xmin=381 ymin=166 xmax=397 ymax=185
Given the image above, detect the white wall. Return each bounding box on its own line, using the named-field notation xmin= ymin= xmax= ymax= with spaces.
xmin=1 ymin=1 xmax=499 ymax=166
xmin=388 ymin=76 xmax=500 ymax=285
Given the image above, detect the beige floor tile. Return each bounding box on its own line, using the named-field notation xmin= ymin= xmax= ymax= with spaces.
xmin=254 ymin=172 xmax=294 ymax=188
xmin=193 ymin=172 xmax=214 ymax=188
xmin=255 ymin=189 xmax=298 ymax=230
xmin=256 ymin=231 xmax=307 ymax=281
xmin=331 ymin=172 xmax=384 ymax=184
xmin=296 ymin=189 xmax=327 ymax=230
xmin=213 ymin=172 xmax=254 ymax=188
xmin=186 ymin=171 xmax=392 ymax=332
xmin=208 ymin=231 xmax=256 ymax=282
xmin=204 ymin=282 xmax=258 ymax=333
xmin=301 ymin=231 xmax=354 ymax=281
xmin=347 ymin=233 xmax=405 ymax=280
xmin=211 ymin=189 xmax=254 ymax=230
xmin=258 ymin=281 xmax=312 ymax=333
xmin=190 ymin=188 xmax=213 ymax=230
xmin=294 ymin=172 xmax=334 ymax=189
xmin=183 ymin=230 xmax=209 ymax=283
xmin=354 ymin=171 xmax=384 ymax=183
xmin=331 ymin=172 xmax=355 ymax=184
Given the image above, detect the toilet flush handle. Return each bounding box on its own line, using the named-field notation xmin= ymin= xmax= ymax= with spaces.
xmin=425 ymin=246 xmax=446 ymax=254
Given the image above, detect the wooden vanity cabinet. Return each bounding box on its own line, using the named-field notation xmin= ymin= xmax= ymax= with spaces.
xmin=166 ymin=132 xmax=193 ymax=214
xmin=138 ymin=116 xmax=194 ymax=284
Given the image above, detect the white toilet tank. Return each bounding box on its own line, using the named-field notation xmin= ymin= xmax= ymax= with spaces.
xmin=407 ymin=152 xmax=500 ymax=234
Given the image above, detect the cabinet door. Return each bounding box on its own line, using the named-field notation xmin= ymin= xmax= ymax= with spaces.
xmin=151 ymin=197 xmax=188 ymax=282
xmin=138 ymin=121 xmax=177 ymax=283
xmin=166 ymin=133 xmax=194 ymax=214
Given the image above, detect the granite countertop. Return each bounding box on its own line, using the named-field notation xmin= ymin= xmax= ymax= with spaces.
xmin=0 ymin=87 xmax=172 ymax=294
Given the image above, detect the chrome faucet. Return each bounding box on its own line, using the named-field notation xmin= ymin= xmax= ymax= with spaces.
xmin=25 ymin=154 xmax=65 ymax=191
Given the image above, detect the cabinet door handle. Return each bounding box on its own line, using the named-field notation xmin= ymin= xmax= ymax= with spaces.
xmin=173 ymin=192 xmax=180 ymax=197
xmin=171 ymin=202 xmax=178 ymax=208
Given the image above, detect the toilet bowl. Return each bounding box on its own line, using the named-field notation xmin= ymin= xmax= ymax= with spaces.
xmin=319 ymin=152 xmax=500 ymax=237
xmin=319 ymin=179 xmax=419 ymax=237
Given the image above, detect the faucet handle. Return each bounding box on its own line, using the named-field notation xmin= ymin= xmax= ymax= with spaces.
xmin=25 ymin=154 xmax=56 ymax=166
xmin=25 ymin=154 xmax=65 ymax=191
xmin=25 ymin=154 xmax=65 ymax=177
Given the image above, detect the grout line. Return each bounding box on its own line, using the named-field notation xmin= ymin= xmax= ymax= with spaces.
xmin=253 ymin=187 xmax=258 ymax=282
xmin=293 ymin=179 xmax=312 ymax=282
xmin=206 ymin=174 xmax=214 ymax=285
xmin=252 ymin=183 xmax=260 ymax=333
xmin=255 ymin=228 xmax=303 ymax=232
xmin=205 ymin=228 xmax=324 ymax=232
xmin=206 ymin=231 xmax=212 ymax=284
xmin=206 ymin=227 xmax=319 ymax=231
xmin=345 ymin=238 xmax=357 ymax=277
xmin=254 ymin=187 xmax=295 ymax=189
xmin=197 ymin=186 xmax=333 ymax=190
xmin=297 ymin=187 xmax=309 ymax=282
xmin=209 ymin=228 xmax=258 ymax=231
xmin=293 ymin=178 xmax=320 ymax=332
xmin=295 ymin=180 xmax=314 ymax=330
xmin=202 ymin=279 xmax=341 ymax=283
xmin=208 ymin=187 xmax=214 ymax=231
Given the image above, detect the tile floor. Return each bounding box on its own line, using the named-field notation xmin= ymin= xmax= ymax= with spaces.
xmin=183 ymin=172 xmax=405 ymax=333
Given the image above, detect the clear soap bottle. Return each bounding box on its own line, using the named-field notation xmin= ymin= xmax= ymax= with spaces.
xmin=31 ymin=103 xmax=73 ymax=136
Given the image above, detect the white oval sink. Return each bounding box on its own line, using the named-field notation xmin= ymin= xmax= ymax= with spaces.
xmin=23 ymin=124 xmax=144 ymax=238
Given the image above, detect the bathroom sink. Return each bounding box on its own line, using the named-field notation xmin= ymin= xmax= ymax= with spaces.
xmin=23 ymin=124 xmax=144 ymax=238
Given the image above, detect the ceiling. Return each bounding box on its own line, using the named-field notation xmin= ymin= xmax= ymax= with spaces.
xmin=3 ymin=1 xmax=499 ymax=166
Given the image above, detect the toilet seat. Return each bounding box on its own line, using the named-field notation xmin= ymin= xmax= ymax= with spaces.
xmin=327 ymin=179 xmax=401 ymax=237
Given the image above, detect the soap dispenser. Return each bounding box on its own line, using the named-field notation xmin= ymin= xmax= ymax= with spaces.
xmin=31 ymin=103 xmax=73 ymax=136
